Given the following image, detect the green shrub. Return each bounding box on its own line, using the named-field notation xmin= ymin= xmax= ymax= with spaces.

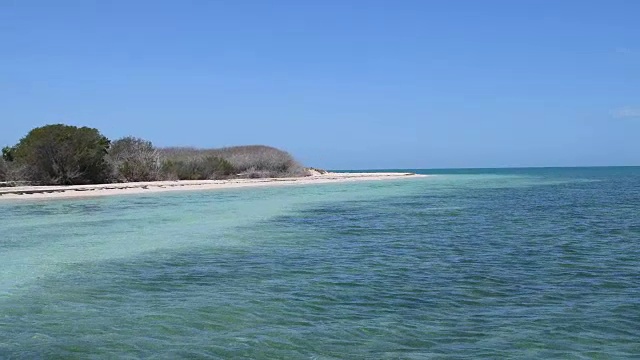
xmin=12 ymin=124 xmax=111 ymax=185
xmin=108 ymin=136 xmax=160 ymax=182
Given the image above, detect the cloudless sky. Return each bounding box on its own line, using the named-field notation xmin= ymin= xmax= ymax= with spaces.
xmin=1 ymin=0 xmax=638 ymax=169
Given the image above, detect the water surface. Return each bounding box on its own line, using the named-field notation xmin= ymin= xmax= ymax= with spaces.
xmin=1 ymin=167 xmax=639 ymax=358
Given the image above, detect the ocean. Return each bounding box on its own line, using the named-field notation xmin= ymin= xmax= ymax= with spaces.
xmin=1 ymin=167 xmax=639 ymax=358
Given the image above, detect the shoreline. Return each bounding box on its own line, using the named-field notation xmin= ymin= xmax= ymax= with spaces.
xmin=0 ymin=172 xmax=427 ymax=202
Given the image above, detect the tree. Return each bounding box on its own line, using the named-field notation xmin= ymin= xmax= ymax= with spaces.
xmin=12 ymin=124 xmax=111 ymax=185
xmin=107 ymin=136 xmax=161 ymax=182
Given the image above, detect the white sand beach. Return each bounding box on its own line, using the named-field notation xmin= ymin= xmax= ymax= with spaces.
xmin=0 ymin=172 xmax=427 ymax=201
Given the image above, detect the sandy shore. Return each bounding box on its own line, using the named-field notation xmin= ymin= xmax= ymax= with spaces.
xmin=0 ymin=172 xmax=427 ymax=201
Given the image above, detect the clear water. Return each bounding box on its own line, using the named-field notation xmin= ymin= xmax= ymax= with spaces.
xmin=1 ymin=167 xmax=639 ymax=358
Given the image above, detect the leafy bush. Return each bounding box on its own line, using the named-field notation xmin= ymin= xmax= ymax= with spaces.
xmin=108 ymin=136 xmax=161 ymax=182
xmin=12 ymin=124 xmax=111 ymax=185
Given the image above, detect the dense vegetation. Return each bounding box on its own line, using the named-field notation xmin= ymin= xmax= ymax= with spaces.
xmin=1 ymin=124 xmax=308 ymax=186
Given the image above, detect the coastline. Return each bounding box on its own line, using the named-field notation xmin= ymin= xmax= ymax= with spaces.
xmin=0 ymin=172 xmax=427 ymax=201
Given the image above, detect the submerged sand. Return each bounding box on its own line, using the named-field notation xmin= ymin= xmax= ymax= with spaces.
xmin=0 ymin=172 xmax=427 ymax=201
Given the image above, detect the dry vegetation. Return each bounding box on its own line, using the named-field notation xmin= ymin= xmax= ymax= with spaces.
xmin=107 ymin=137 xmax=162 ymax=182
xmin=0 ymin=157 xmax=27 ymax=186
xmin=159 ymin=145 xmax=308 ymax=179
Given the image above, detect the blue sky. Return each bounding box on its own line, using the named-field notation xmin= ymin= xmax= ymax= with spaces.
xmin=1 ymin=1 xmax=638 ymax=169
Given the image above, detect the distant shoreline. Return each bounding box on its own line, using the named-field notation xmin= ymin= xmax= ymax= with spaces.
xmin=0 ymin=172 xmax=427 ymax=202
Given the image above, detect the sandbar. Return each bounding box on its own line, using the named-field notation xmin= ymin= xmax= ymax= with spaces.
xmin=0 ymin=172 xmax=427 ymax=201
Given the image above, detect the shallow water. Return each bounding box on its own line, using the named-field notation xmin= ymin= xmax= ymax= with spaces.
xmin=1 ymin=168 xmax=639 ymax=358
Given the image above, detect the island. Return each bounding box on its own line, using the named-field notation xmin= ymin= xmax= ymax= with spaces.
xmin=0 ymin=124 xmax=425 ymax=201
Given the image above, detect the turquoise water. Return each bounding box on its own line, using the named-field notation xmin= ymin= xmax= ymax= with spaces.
xmin=1 ymin=167 xmax=639 ymax=358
